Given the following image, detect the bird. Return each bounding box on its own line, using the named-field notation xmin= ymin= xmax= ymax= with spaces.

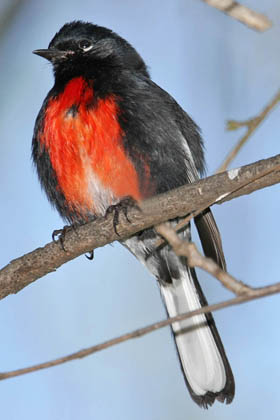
xmin=32 ymin=20 xmax=234 ymax=408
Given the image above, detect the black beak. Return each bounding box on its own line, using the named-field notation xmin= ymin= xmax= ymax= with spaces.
xmin=33 ymin=49 xmax=72 ymax=62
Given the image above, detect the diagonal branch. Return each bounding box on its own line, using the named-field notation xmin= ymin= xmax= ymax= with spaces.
xmin=156 ymin=223 xmax=252 ymax=295
xmin=1 ymin=153 xmax=280 ymax=301
xmin=201 ymin=0 xmax=272 ymax=32
xmin=155 ymin=152 xmax=280 ymax=250
xmin=1 ymin=279 xmax=280 ymax=381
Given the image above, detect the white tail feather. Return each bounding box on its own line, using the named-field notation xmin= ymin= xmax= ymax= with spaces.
xmin=160 ymin=268 xmax=226 ymax=396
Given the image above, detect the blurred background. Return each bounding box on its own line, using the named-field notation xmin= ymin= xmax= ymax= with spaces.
xmin=1 ymin=0 xmax=280 ymax=419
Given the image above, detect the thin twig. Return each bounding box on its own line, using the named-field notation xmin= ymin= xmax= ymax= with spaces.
xmin=201 ymin=0 xmax=272 ymax=32
xmin=156 ymin=223 xmax=251 ymax=295
xmin=0 ymin=279 xmax=280 ymax=381
xmin=217 ymin=90 xmax=280 ymax=173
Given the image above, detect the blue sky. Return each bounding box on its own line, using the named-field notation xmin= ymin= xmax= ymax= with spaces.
xmin=1 ymin=1 xmax=280 ymax=419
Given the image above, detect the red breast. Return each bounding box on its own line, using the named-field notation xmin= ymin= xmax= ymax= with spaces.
xmin=39 ymin=77 xmax=144 ymax=217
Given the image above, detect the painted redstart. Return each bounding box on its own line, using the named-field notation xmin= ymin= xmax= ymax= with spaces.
xmin=32 ymin=21 xmax=234 ymax=408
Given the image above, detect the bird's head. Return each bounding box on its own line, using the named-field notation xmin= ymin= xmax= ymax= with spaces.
xmin=33 ymin=20 xmax=149 ymax=82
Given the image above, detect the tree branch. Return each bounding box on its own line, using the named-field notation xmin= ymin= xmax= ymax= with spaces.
xmin=1 ymin=153 xmax=280 ymax=301
xmin=217 ymin=89 xmax=280 ymax=173
xmin=156 ymin=223 xmax=252 ymax=295
xmin=201 ymin=0 xmax=272 ymax=32
xmin=1 ymin=279 xmax=280 ymax=381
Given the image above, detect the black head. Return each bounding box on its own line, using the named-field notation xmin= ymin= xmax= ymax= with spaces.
xmin=33 ymin=21 xmax=149 ymax=81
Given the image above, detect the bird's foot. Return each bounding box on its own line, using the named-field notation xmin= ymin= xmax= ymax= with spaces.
xmin=52 ymin=224 xmax=77 ymax=251
xmin=52 ymin=223 xmax=94 ymax=260
xmin=105 ymin=196 xmax=141 ymax=235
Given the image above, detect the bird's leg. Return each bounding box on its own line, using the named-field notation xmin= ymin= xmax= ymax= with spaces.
xmin=105 ymin=196 xmax=141 ymax=236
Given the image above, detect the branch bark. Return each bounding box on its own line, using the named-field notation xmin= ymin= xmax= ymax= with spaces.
xmin=201 ymin=0 xmax=272 ymax=32
xmin=156 ymin=223 xmax=252 ymax=294
xmin=1 ymin=153 xmax=280 ymax=301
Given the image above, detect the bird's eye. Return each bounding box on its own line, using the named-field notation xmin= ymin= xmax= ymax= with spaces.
xmin=78 ymin=39 xmax=93 ymax=52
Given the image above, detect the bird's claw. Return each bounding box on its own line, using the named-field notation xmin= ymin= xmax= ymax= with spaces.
xmin=52 ymin=225 xmax=74 ymax=251
xmin=105 ymin=196 xmax=141 ymax=235
xmin=85 ymin=250 xmax=94 ymax=260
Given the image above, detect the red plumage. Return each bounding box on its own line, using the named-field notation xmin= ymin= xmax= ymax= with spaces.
xmin=40 ymin=76 xmax=145 ymax=217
